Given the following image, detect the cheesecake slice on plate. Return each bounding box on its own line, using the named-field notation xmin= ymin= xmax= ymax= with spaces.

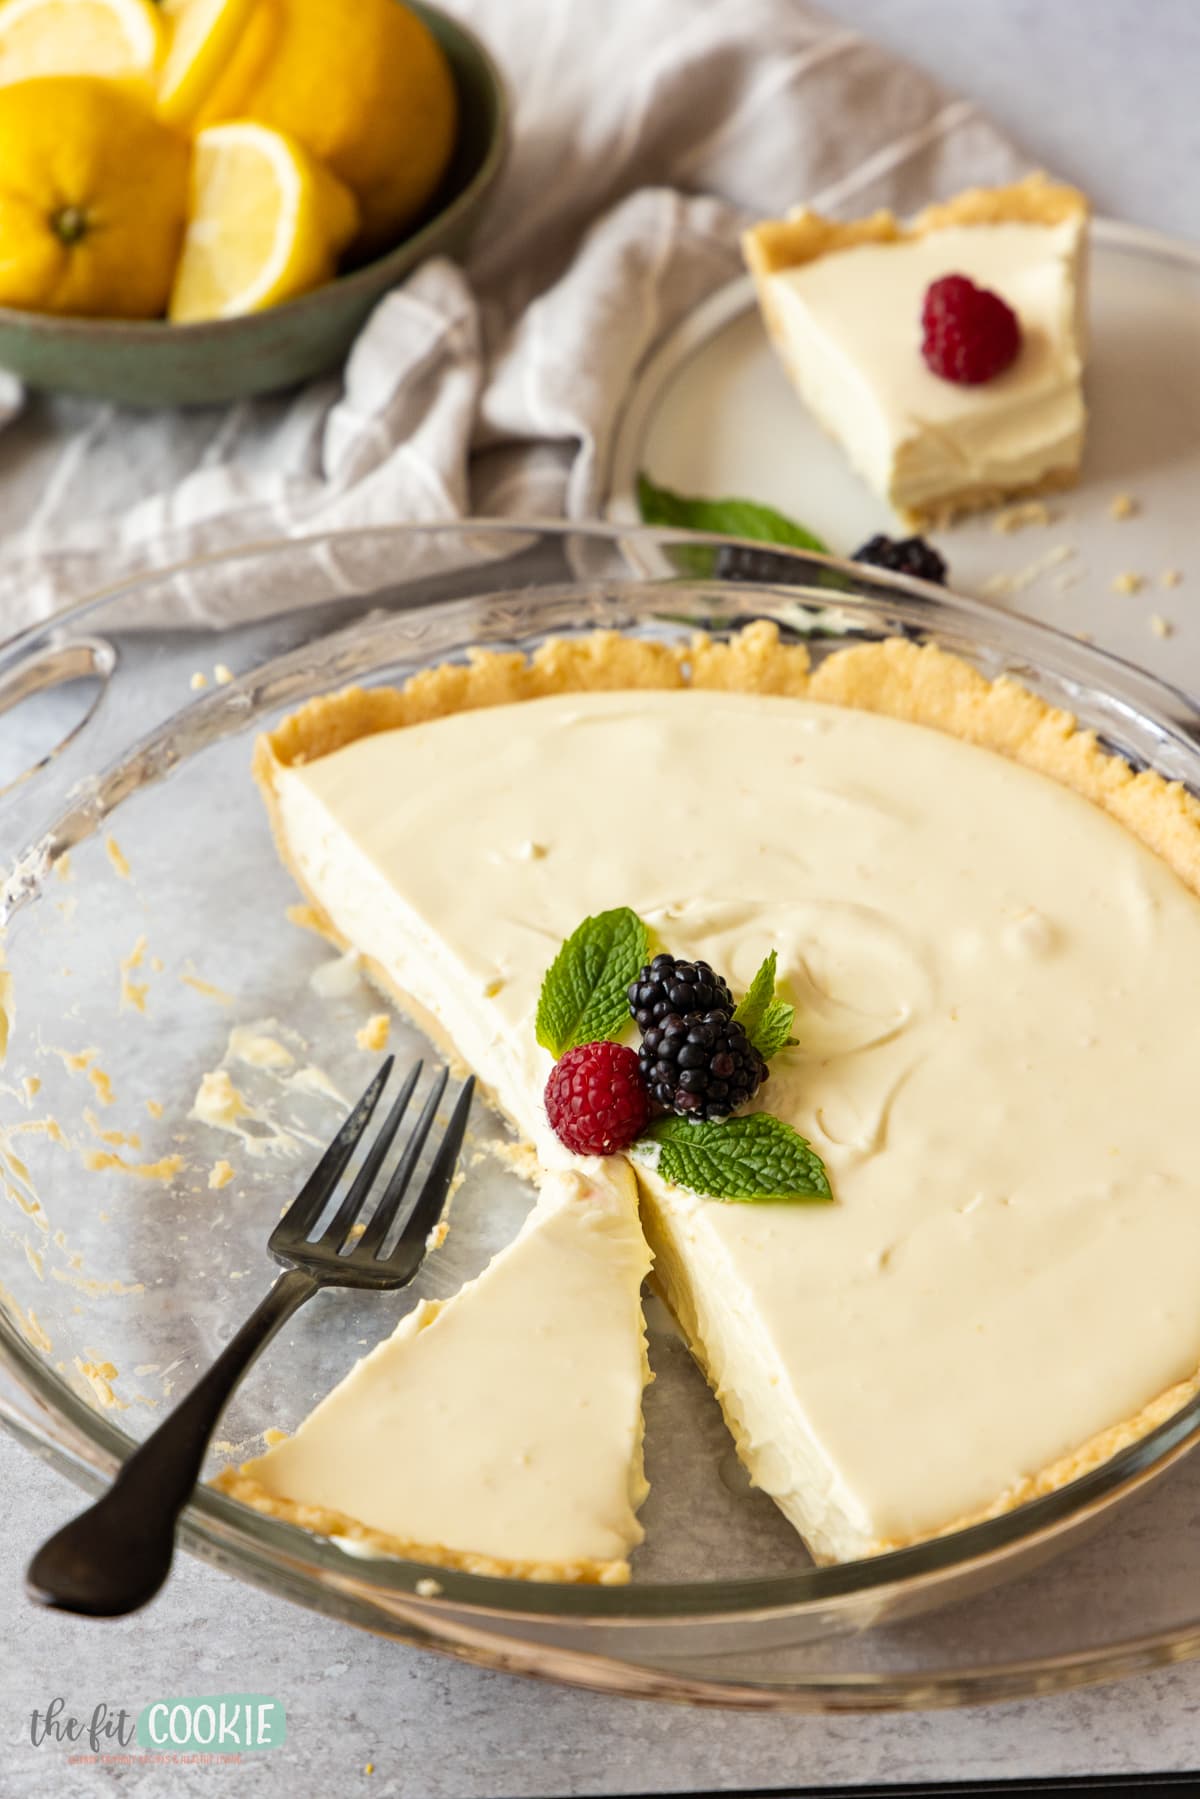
xmin=743 ymin=174 xmax=1089 ymax=526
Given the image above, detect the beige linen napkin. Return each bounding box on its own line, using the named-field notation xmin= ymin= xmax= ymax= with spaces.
xmin=0 ymin=0 xmax=1025 ymax=635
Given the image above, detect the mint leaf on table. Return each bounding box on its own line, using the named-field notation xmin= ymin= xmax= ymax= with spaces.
xmin=636 ymin=472 xmax=830 ymax=555
xmin=535 ymin=908 xmax=648 ymax=1059
xmin=733 ymin=950 xmax=796 ymax=1061
xmin=641 ymin=1112 xmax=832 ymax=1203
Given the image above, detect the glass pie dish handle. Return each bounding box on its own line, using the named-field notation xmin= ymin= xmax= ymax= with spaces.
xmin=0 ymin=630 xmax=116 ymax=800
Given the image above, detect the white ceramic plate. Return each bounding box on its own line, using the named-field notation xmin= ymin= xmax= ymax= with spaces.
xmin=605 ymin=219 xmax=1200 ymax=688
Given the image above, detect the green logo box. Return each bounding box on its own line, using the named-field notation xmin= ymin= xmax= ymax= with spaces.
xmin=136 ymin=1696 xmax=285 ymax=1753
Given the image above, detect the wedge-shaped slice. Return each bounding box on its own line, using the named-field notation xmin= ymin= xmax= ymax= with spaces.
xmin=156 ymin=0 xmax=256 ymax=126
xmin=0 ymin=0 xmax=162 ymax=88
xmin=743 ymin=174 xmax=1089 ymax=526
xmin=169 ymin=120 xmax=358 ymax=322
xmin=217 ymin=1164 xmax=652 ymax=1583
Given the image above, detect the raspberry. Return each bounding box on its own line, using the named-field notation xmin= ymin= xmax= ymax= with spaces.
xmin=628 ymin=954 xmax=733 ymax=1033
xmin=544 ymin=1040 xmax=650 ymax=1156
xmin=921 ymin=274 xmax=1021 ymax=385
xmin=852 ymin=534 xmax=948 ymax=586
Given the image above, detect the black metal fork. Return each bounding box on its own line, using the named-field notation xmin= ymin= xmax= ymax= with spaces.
xmin=26 ymin=1057 xmax=474 ymax=1618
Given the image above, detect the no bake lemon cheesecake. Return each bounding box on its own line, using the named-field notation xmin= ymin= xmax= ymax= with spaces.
xmin=743 ymin=174 xmax=1089 ymax=525
xmin=226 ymin=623 xmax=1200 ymax=1573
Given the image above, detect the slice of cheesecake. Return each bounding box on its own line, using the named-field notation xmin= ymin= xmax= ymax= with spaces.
xmin=217 ymin=1163 xmax=651 ymax=1583
xmin=743 ymin=174 xmax=1089 ymax=526
xmin=242 ymin=625 xmax=1200 ymax=1568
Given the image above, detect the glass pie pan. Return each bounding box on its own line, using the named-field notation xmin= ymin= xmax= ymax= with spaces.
xmin=4 ymin=519 xmax=1200 ymax=1712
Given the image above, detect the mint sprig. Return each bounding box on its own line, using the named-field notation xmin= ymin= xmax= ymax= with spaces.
xmin=733 ymin=950 xmax=796 ymax=1061
xmin=535 ymin=907 xmax=647 ymax=1059
xmin=641 ymin=1113 xmax=831 ymax=1204
xmin=637 ymin=473 xmax=829 ymax=554
xmin=751 ymin=1000 xmax=796 ymax=1061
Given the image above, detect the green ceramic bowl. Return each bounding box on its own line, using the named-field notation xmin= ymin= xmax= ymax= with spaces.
xmin=0 ymin=2 xmax=506 ymax=407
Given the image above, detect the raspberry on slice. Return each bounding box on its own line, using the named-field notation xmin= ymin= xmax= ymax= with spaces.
xmin=921 ymin=274 xmax=1021 ymax=385
xmin=544 ymin=1040 xmax=650 ymax=1157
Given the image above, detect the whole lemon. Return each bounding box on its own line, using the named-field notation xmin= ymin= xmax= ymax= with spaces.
xmin=0 ymin=77 xmax=190 ymax=316
xmin=197 ymin=0 xmax=458 ymax=254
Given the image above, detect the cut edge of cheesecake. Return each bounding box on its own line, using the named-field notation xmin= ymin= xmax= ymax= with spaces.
xmin=741 ymin=173 xmax=1091 ymax=528
xmin=239 ymin=621 xmax=1200 ymax=1566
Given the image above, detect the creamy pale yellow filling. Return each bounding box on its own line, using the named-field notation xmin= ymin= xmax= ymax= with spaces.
xmin=229 ymin=1164 xmax=651 ymax=1581
xmin=265 ymin=684 xmax=1200 ymax=1563
xmin=764 ymin=219 xmax=1085 ymax=515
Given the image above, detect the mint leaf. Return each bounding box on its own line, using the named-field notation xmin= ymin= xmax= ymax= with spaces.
xmin=637 ymin=472 xmax=829 ymax=555
xmin=753 ymin=999 xmax=796 ymax=1061
xmin=642 ymin=1112 xmax=831 ymax=1203
xmin=733 ymin=950 xmax=795 ymax=1061
xmin=536 ymin=908 xmax=647 ymax=1059
xmin=732 ymin=951 xmax=777 ymax=1041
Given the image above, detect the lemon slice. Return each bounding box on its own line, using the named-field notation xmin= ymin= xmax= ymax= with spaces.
xmin=157 ymin=0 xmax=256 ymax=127
xmin=168 ymin=121 xmax=359 ymax=322
xmin=0 ymin=0 xmax=162 ymax=86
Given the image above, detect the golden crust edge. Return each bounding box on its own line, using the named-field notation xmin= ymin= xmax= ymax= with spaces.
xmin=252 ymin=619 xmax=1200 ymax=1558
xmin=212 ymin=1469 xmax=632 ymax=1585
xmin=898 ymin=463 xmax=1080 ymax=531
xmin=741 ymin=172 xmax=1089 ymax=280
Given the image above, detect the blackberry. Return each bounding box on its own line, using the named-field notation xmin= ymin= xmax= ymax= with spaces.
xmin=711 ymin=543 xmax=808 ymax=584
xmin=639 ymin=1009 xmax=767 ymax=1122
xmin=852 ymin=534 xmax=948 ymax=587
xmin=628 ymin=954 xmax=733 ymax=1033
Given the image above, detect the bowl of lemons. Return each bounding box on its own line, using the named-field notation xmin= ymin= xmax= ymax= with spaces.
xmin=0 ymin=0 xmax=506 ymax=404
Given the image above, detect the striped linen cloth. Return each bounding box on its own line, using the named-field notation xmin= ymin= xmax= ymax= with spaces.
xmin=0 ymin=0 xmax=1024 ymax=635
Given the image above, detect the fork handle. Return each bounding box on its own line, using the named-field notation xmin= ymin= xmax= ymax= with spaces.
xmin=27 ymin=1266 xmax=319 ymax=1617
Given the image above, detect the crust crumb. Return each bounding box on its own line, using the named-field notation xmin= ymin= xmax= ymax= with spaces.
xmin=356 ymin=1013 xmax=391 ymax=1053
xmin=992 ymin=501 xmax=1054 ymax=534
xmin=75 ymin=1357 xmax=123 ymax=1409
xmin=119 ymin=934 xmax=149 ymax=1014
xmin=81 ymin=1149 xmax=183 ymax=1182
xmin=104 ymin=835 xmax=131 ymax=881
xmin=87 ymin=1065 xmax=115 ymax=1107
